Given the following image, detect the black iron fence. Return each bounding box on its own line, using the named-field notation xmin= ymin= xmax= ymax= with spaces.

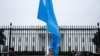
xmin=0 ymin=23 xmax=100 ymax=56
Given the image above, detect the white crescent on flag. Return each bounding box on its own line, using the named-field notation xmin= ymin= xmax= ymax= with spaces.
xmin=43 ymin=0 xmax=46 ymax=6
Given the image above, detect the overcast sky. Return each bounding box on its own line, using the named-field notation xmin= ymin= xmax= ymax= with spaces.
xmin=0 ymin=0 xmax=100 ymax=26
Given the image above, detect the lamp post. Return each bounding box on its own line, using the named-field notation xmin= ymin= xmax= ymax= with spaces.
xmin=9 ymin=23 xmax=12 ymax=48
xmin=97 ymin=23 xmax=100 ymax=46
xmin=97 ymin=22 xmax=100 ymax=53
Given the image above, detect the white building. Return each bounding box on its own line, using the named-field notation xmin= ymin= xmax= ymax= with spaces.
xmin=1 ymin=26 xmax=98 ymax=53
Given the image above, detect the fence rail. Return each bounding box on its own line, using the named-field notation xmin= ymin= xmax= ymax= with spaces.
xmin=0 ymin=23 xmax=100 ymax=55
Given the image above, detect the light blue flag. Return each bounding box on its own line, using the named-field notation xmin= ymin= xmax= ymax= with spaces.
xmin=37 ymin=0 xmax=60 ymax=56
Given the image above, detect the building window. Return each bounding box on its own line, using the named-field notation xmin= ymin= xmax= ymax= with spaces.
xmin=90 ymin=46 xmax=92 ymax=51
xmin=68 ymin=46 xmax=71 ymax=51
xmin=89 ymin=37 xmax=92 ymax=42
xmin=48 ymin=33 xmax=52 ymax=40
xmin=68 ymin=37 xmax=71 ymax=42
xmin=82 ymin=47 xmax=85 ymax=51
xmin=33 ymin=37 xmax=34 ymax=42
xmin=32 ymin=46 xmax=34 ymax=51
xmin=61 ymin=33 xmax=64 ymax=38
xmin=75 ymin=37 xmax=78 ymax=42
xmin=12 ymin=37 xmax=15 ymax=42
xmin=18 ymin=37 xmax=21 ymax=42
xmin=42 ymin=46 xmax=44 ymax=51
xmin=25 ymin=46 xmax=28 ymax=51
xmin=82 ymin=37 xmax=84 ymax=42
xmin=39 ymin=33 xmax=45 ymax=38
xmin=18 ymin=46 xmax=21 ymax=51
xmin=75 ymin=46 xmax=78 ymax=51
xmin=25 ymin=37 xmax=28 ymax=42
xmin=12 ymin=45 xmax=14 ymax=48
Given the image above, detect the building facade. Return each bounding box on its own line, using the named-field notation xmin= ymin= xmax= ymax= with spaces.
xmin=1 ymin=26 xmax=98 ymax=53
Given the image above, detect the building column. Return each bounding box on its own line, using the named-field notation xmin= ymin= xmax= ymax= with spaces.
xmin=45 ymin=32 xmax=49 ymax=55
xmin=64 ymin=33 xmax=67 ymax=51
xmin=36 ymin=33 xmax=39 ymax=51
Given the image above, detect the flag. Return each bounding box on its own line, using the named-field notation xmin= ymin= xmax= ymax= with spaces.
xmin=37 ymin=0 xmax=60 ymax=56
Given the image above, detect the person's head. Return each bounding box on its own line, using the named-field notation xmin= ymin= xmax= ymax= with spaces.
xmin=48 ymin=48 xmax=54 ymax=56
xmin=72 ymin=50 xmax=75 ymax=53
xmin=9 ymin=48 xmax=14 ymax=53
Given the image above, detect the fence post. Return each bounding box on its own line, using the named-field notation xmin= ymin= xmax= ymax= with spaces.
xmin=97 ymin=23 xmax=99 ymax=46
xmin=9 ymin=23 xmax=12 ymax=48
xmin=97 ymin=22 xmax=99 ymax=32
